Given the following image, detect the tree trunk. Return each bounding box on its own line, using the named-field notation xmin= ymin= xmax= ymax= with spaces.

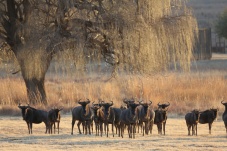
xmin=24 ymin=77 xmax=47 ymax=105
xmin=15 ymin=47 xmax=52 ymax=105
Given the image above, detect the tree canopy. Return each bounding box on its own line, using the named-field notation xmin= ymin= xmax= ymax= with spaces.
xmin=0 ymin=0 xmax=198 ymax=104
xmin=215 ymin=8 xmax=227 ymax=39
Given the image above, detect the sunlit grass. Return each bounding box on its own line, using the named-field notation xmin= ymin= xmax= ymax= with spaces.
xmin=0 ymin=68 xmax=227 ymax=115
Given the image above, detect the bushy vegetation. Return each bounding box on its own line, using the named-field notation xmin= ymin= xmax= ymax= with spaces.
xmin=215 ymin=8 xmax=227 ymax=39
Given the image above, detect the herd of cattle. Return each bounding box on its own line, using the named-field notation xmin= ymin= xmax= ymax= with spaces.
xmin=17 ymin=99 xmax=227 ymax=138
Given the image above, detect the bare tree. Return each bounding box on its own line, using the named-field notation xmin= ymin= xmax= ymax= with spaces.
xmin=0 ymin=0 xmax=198 ymax=105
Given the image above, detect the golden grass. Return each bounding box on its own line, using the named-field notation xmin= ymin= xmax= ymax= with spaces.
xmin=0 ymin=53 xmax=227 ymax=115
xmin=0 ymin=69 xmax=227 ymax=115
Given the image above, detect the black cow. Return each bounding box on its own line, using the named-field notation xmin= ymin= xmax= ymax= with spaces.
xmin=199 ymin=108 xmax=218 ymax=134
xmin=185 ymin=109 xmax=200 ymax=136
xmin=91 ymin=104 xmax=101 ymax=136
xmin=71 ymin=99 xmax=92 ymax=135
xmin=98 ymin=101 xmax=114 ymax=137
xmin=154 ymin=108 xmax=167 ymax=135
xmin=137 ymin=101 xmax=154 ymax=136
xmin=108 ymin=106 xmax=122 ymax=137
xmin=120 ymin=103 xmax=139 ymax=139
xmin=221 ymin=100 xmax=227 ymax=134
xmin=18 ymin=104 xmax=49 ymax=134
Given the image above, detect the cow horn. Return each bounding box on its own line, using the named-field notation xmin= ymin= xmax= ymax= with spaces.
xmin=149 ymin=100 xmax=152 ymax=105
xmin=138 ymin=100 xmax=142 ymax=104
xmin=123 ymin=98 xmax=128 ymax=104
xmin=110 ymin=101 xmax=113 ymax=106
xmin=157 ymin=102 xmax=161 ymax=106
xmin=166 ymin=102 xmax=170 ymax=106
xmin=87 ymin=99 xmax=90 ymax=103
xmin=221 ymin=100 xmax=225 ymax=104
xmin=78 ymin=99 xmax=82 ymax=103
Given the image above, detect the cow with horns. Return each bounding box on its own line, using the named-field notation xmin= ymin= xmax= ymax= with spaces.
xmin=154 ymin=102 xmax=170 ymax=135
xmin=71 ymin=99 xmax=93 ymax=135
xmin=221 ymin=100 xmax=227 ymax=135
xmin=137 ymin=100 xmax=155 ymax=136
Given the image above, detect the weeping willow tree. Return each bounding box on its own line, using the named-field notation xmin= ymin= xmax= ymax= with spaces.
xmin=0 ymin=0 xmax=198 ymax=105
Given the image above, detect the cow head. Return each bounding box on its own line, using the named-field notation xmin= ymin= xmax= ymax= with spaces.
xmin=128 ymin=103 xmax=139 ymax=116
xmin=101 ymin=101 xmax=113 ymax=119
xmin=158 ymin=102 xmax=170 ymax=109
xmin=210 ymin=108 xmax=219 ymax=120
xmin=123 ymin=98 xmax=135 ymax=108
xmin=139 ymin=100 xmax=152 ymax=115
xmin=78 ymin=99 xmax=90 ymax=115
xmin=221 ymin=100 xmax=227 ymax=106
xmin=192 ymin=109 xmax=200 ymax=123
xmin=18 ymin=103 xmax=30 ymax=120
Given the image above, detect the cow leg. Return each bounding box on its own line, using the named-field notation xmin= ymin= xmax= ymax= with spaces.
xmin=150 ymin=121 xmax=153 ymax=134
xmin=82 ymin=122 xmax=85 ymax=134
xmin=57 ymin=121 xmax=60 ymax=134
xmin=54 ymin=123 xmax=56 ymax=134
xmin=26 ymin=122 xmax=30 ymax=134
xmin=195 ymin=124 xmax=198 ymax=136
xmin=187 ymin=124 xmax=191 ymax=135
xmin=89 ymin=122 xmax=91 ymax=135
xmin=50 ymin=123 xmax=53 ymax=134
xmin=121 ymin=124 xmax=124 ymax=138
xmin=163 ymin=122 xmax=166 ymax=135
xmin=45 ymin=122 xmax=49 ymax=134
xmin=77 ymin=121 xmax=82 ymax=134
xmin=192 ymin=124 xmax=195 ymax=136
xmin=133 ymin=124 xmax=136 ymax=139
xmin=209 ymin=123 xmax=212 ymax=134
xmin=128 ymin=125 xmax=131 ymax=138
xmin=112 ymin=123 xmax=114 ymax=137
xmin=100 ymin=122 xmax=103 ymax=137
xmin=71 ymin=119 xmax=75 ymax=135
xmin=118 ymin=125 xmax=121 ymax=137
xmin=30 ymin=122 xmax=32 ymax=134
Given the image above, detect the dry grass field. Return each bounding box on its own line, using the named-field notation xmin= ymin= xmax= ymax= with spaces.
xmin=1 ymin=1 xmax=227 ymax=150
xmin=0 ymin=53 xmax=227 ymax=151
xmin=0 ymin=115 xmax=227 ymax=151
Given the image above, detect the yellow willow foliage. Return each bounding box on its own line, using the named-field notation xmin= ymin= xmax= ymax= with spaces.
xmin=115 ymin=0 xmax=198 ymax=73
xmin=0 ymin=0 xmax=198 ymax=78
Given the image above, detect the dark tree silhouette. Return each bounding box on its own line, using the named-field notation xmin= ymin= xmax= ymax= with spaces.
xmin=0 ymin=0 xmax=198 ymax=105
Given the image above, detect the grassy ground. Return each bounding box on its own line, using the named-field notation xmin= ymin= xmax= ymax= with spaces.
xmin=0 ymin=115 xmax=226 ymax=151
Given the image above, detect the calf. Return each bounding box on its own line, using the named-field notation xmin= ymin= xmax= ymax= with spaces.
xmin=48 ymin=108 xmax=62 ymax=134
xmin=185 ymin=109 xmax=200 ymax=136
xmin=18 ymin=104 xmax=49 ymax=134
xmin=199 ymin=108 xmax=218 ymax=134
xmin=221 ymin=100 xmax=227 ymax=134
